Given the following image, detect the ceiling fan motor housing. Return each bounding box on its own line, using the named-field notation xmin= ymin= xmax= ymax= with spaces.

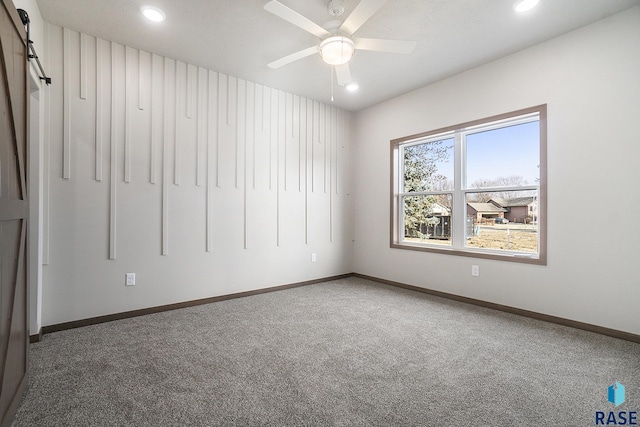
xmin=328 ymin=0 xmax=345 ymax=16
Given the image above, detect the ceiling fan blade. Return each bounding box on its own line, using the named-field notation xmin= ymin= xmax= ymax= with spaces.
xmin=339 ymin=0 xmax=387 ymax=36
xmin=354 ymin=38 xmax=416 ymax=54
xmin=264 ymin=1 xmax=331 ymax=38
xmin=335 ymin=63 xmax=352 ymax=86
xmin=268 ymin=46 xmax=319 ymax=69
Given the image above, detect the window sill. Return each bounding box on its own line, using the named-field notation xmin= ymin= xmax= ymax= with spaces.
xmin=390 ymin=242 xmax=546 ymax=265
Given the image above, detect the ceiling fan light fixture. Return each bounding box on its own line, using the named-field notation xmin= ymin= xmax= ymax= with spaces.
xmin=319 ymin=36 xmax=355 ymax=66
xmin=513 ymin=0 xmax=539 ymax=13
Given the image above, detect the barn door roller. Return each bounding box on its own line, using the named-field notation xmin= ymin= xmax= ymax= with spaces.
xmin=17 ymin=9 xmax=52 ymax=85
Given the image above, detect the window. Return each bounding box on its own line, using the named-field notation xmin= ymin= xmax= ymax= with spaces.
xmin=390 ymin=105 xmax=546 ymax=264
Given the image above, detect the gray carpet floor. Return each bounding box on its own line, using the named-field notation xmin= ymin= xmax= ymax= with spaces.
xmin=12 ymin=277 xmax=640 ymax=426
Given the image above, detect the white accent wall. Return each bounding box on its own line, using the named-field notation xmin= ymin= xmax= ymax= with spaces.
xmin=352 ymin=7 xmax=640 ymax=335
xmin=42 ymin=23 xmax=353 ymax=326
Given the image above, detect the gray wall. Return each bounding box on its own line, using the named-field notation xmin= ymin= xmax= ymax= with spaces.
xmin=41 ymin=24 xmax=353 ymax=325
xmin=352 ymin=7 xmax=640 ymax=335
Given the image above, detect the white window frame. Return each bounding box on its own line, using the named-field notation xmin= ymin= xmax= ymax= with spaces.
xmin=390 ymin=105 xmax=547 ymax=265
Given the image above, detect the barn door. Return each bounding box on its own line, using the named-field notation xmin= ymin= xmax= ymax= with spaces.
xmin=0 ymin=0 xmax=29 ymax=425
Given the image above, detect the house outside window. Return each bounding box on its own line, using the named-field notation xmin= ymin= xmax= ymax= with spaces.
xmin=390 ymin=105 xmax=547 ymax=264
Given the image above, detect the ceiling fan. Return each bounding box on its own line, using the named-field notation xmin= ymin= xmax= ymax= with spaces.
xmin=264 ymin=0 xmax=417 ymax=87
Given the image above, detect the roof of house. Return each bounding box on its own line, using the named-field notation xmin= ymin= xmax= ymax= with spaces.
xmin=492 ymin=197 xmax=536 ymax=207
xmin=467 ymin=203 xmax=507 ymax=213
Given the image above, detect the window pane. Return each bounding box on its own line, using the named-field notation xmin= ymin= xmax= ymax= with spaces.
xmin=403 ymin=138 xmax=454 ymax=192
xmin=403 ymin=194 xmax=453 ymax=245
xmin=466 ymin=120 xmax=539 ymax=189
xmin=465 ymin=191 xmax=538 ymax=253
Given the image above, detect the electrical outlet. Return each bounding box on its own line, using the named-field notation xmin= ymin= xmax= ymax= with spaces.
xmin=311 ymin=253 xmax=317 ymax=262
xmin=471 ymin=265 xmax=479 ymax=277
xmin=125 ymin=273 xmax=136 ymax=286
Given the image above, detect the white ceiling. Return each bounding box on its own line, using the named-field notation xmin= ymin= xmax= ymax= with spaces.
xmin=36 ymin=0 xmax=640 ymax=111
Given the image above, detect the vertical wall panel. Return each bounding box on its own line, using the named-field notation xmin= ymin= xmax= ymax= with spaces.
xmin=319 ymin=102 xmax=325 ymax=192
xmin=286 ymin=92 xmax=300 ymax=192
xmin=271 ymin=88 xmax=279 ymax=193
xmin=206 ymin=70 xmax=218 ymax=252
xmin=162 ymin=58 xmax=176 ymax=255
xmin=284 ymin=93 xmax=291 ymax=190
xmin=174 ymin=62 xmax=185 ymax=186
xmin=263 ymin=87 xmax=277 ymax=190
xmin=294 ymin=95 xmax=301 ymax=192
xmin=80 ymin=33 xmax=87 ymax=100
xmin=307 ymin=98 xmax=315 ymax=242
xmin=236 ymin=79 xmax=245 ymax=189
xmin=342 ymin=112 xmax=350 ymax=197
xmin=312 ymin=100 xmax=318 ymax=192
xmin=270 ymin=90 xmax=277 ymax=235
xmin=95 ymin=38 xmax=103 ymax=182
xmin=216 ymin=73 xmax=227 ymax=187
xmin=124 ymin=46 xmax=134 ymax=183
xmin=254 ymin=84 xmax=263 ymax=190
xmin=262 ymin=86 xmax=269 ymax=134
xmin=62 ymin=28 xmax=71 ymax=179
xmin=336 ymin=108 xmax=343 ymax=195
xmin=216 ymin=74 xmax=237 ymax=188
xmin=109 ymin=42 xmax=119 ymax=260
xmin=227 ymin=76 xmax=237 ymax=128
xmin=303 ymin=98 xmax=310 ymax=244
xmin=228 ymin=76 xmax=238 ymax=188
xmin=253 ymin=85 xmax=269 ymax=192
xmin=186 ymin=64 xmax=196 ymax=119
xmin=150 ymin=54 xmax=163 ymax=185
xmin=324 ymin=104 xmax=330 ymax=193
xmin=329 ymin=106 xmax=336 ymax=242
xmin=244 ymin=81 xmax=254 ymax=249
xmin=277 ymin=91 xmax=285 ymax=246
xmin=138 ymin=50 xmax=148 ymax=111
xmin=196 ymin=67 xmax=207 ymax=187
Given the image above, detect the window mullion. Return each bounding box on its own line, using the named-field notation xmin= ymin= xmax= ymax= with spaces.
xmin=399 ymin=190 xmax=453 ymax=197
xmin=462 ymin=185 xmax=539 ymax=194
xmin=453 ymin=132 xmax=465 ymax=248
xmin=396 ymin=148 xmax=404 ymax=243
xmin=399 ymin=195 xmax=405 ymax=242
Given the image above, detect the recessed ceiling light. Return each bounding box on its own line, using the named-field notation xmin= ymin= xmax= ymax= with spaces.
xmin=345 ymin=82 xmax=359 ymax=92
xmin=513 ymin=0 xmax=539 ymax=13
xmin=141 ymin=6 xmax=166 ymax=22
